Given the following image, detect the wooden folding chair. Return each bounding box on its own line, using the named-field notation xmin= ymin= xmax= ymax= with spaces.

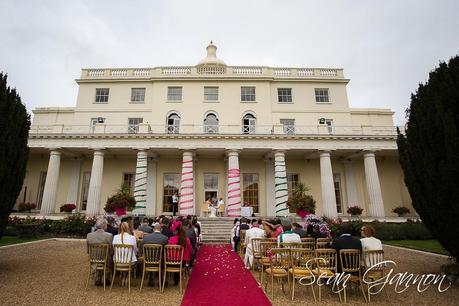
xmin=140 ymin=244 xmax=163 ymax=291
xmin=111 ymin=244 xmax=135 ymax=292
xmin=316 ymin=238 xmax=331 ymax=249
xmin=301 ymin=237 xmax=316 ymax=250
xmin=339 ymin=249 xmax=367 ymax=303
xmin=314 ymin=248 xmax=337 ymax=301
xmin=264 ymin=248 xmax=291 ymax=300
xmin=163 ymin=245 xmax=185 ymax=293
xmin=362 ymin=249 xmax=385 ymax=302
xmin=86 ymin=243 xmax=110 ymax=291
xmin=289 ymin=248 xmax=316 ymax=301
xmin=251 ymin=238 xmax=263 ymax=272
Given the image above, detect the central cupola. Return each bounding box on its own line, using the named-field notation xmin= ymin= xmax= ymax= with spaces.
xmin=196 ymin=41 xmax=227 ymax=74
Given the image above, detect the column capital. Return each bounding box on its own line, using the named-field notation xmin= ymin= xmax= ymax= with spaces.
xmin=90 ymin=147 xmax=105 ymax=152
xmin=226 ymin=149 xmax=241 ymax=157
xmin=319 ymin=151 xmax=331 ymax=158
xmin=93 ymin=150 xmax=104 ymax=157
xmin=46 ymin=147 xmax=61 ymax=152
xmin=132 ymin=147 xmax=148 ymax=152
xmin=363 ymin=151 xmax=376 ymax=158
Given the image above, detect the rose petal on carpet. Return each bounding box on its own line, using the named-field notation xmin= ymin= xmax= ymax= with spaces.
xmin=181 ymin=244 xmax=272 ymax=306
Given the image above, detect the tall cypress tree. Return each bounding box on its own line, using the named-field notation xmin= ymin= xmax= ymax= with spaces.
xmin=0 ymin=73 xmax=31 ymax=239
xmin=397 ymin=56 xmax=459 ymax=260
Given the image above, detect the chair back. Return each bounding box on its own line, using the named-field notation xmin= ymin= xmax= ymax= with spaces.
xmin=269 ymin=248 xmax=291 ymax=270
xmin=362 ymin=249 xmax=384 ymax=271
xmin=252 ymin=238 xmax=263 ymax=257
xmin=143 ymin=244 xmax=163 ymax=265
xmin=290 ymin=248 xmax=315 ymax=269
xmin=339 ymin=249 xmax=361 ymax=273
xmin=88 ymin=243 xmax=109 ymax=264
xmin=137 ymin=239 xmax=144 ymax=257
xmin=280 ymin=242 xmax=302 ymax=249
xmin=315 ymin=248 xmax=337 ymax=271
xmin=301 ymin=238 xmax=316 ymax=250
xmin=260 ymin=241 xmax=277 ymax=257
xmin=201 ymin=202 xmax=209 ymax=214
xmin=164 ymin=245 xmax=184 ymax=265
xmin=113 ymin=244 xmax=134 ymax=264
xmin=316 ymin=238 xmax=331 ymax=249
xmin=240 ymin=230 xmax=247 ymax=243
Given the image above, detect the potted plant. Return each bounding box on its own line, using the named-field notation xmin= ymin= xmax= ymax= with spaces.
xmin=104 ymin=185 xmax=136 ymax=216
xmin=347 ymin=205 xmax=363 ymax=216
xmin=286 ymin=183 xmax=316 ymax=218
xmin=392 ymin=206 xmax=410 ymax=217
xmin=60 ymin=203 xmax=77 ymax=213
xmin=17 ymin=202 xmax=37 ymax=213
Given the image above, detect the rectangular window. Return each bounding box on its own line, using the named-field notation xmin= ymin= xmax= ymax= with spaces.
xmin=241 ymin=87 xmax=256 ymax=102
xmin=204 ymin=173 xmax=219 ymax=190
xmin=280 ymin=119 xmax=295 ymax=134
xmin=242 ymin=173 xmax=259 ymax=213
xmin=277 ymin=88 xmax=292 ymax=103
xmin=128 ymin=118 xmax=143 ymax=133
xmin=167 ymin=87 xmax=182 ymax=101
xmin=122 ymin=173 xmax=135 ymax=194
xmin=204 ymin=86 xmax=219 ymax=101
xmin=131 ymin=88 xmax=145 ymax=103
xmin=163 ymin=173 xmax=180 ymax=212
xmin=36 ymin=171 xmax=47 ymax=209
xmin=315 ymin=88 xmax=330 ymax=103
xmin=287 ymin=173 xmax=299 ymax=213
xmin=95 ymin=88 xmax=109 ymax=103
xmin=80 ymin=171 xmax=91 ymax=211
xmin=334 ymin=174 xmax=342 ymax=213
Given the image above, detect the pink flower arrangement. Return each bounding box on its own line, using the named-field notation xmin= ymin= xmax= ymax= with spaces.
xmin=115 ymin=207 xmax=126 ymax=216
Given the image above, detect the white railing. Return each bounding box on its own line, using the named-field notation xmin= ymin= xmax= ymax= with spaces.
xmin=81 ymin=67 xmax=343 ymax=79
xmin=29 ymin=124 xmax=402 ymax=137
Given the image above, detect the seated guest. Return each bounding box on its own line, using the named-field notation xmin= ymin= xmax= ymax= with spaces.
xmin=182 ymin=219 xmax=197 ymax=266
xmin=263 ymin=219 xmax=283 ymax=238
xmin=143 ymin=223 xmax=168 ymax=246
xmin=291 ymin=222 xmax=308 ymax=238
xmin=112 ymin=222 xmax=138 ymax=286
xmin=277 ymin=222 xmax=301 ymax=246
xmin=87 ymin=218 xmax=114 ymax=285
xmin=360 ymin=225 xmax=383 ymax=266
xmin=106 ymin=216 xmax=119 ymax=236
xmin=138 ymin=217 xmax=153 ymax=233
xmin=132 ymin=219 xmax=144 ymax=239
xmin=161 ymin=217 xmax=174 ymax=238
xmin=167 ymin=224 xmax=193 ymax=285
xmin=331 ymin=223 xmax=362 ymax=272
xmin=244 ymin=220 xmax=266 ymax=269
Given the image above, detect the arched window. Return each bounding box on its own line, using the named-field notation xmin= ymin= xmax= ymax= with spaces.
xmin=166 ymin=113 xmax=180 ymax=134
xmin=204 ymin=113 xmax=219 ymax=134
xmin=242 ymin=113 xmax=256 ymax=134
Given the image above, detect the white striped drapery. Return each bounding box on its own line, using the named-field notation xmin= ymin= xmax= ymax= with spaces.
xmin=179 ymin=151 xmax=195 ymax=215
xmin=274 ymin=151 xmax=289 ymax=216
xmin=133 ymin=150 xmax=148 ymax=215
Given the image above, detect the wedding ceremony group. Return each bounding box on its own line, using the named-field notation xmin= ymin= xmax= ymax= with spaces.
xmin=1 ymin=1 xmax=458 ymax=305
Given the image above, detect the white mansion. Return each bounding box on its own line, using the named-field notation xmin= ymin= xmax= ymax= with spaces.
xmin=20 ymin=43 xmax=411 ymax=218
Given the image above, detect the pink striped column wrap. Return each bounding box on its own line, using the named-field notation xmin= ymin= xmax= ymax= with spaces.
xmin=179 ymin=151 xmax=195 ymax=216
xmin=227 ymin=151 xmax=241 ymax=217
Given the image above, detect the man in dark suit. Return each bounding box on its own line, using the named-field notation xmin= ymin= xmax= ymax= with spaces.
xmin=160 ymin=217 xmax=174 ymax=238
xmin=291 ymin=222 xmax=308 ymax=238
xmin=138 ymin=217 xmax=153 ymax=233
xmin=233 ymin=217 xmax=250 ymax=252
xmin=331 ymin=223 xmax=362 ymax=272
xmin=143 ymin=223 xmax=168 ymax=245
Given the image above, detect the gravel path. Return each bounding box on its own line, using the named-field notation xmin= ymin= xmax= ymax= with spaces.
xmin=252 ymin=245 xmax=459 ymax=305
xmin=0 ymin=240 xmax=183 ymax=305
xmin=0 ymin=241 xmax=458 ymax=305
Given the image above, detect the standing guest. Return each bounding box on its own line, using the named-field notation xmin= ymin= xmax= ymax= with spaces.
xmin=233 ymin=217 xmax=250 ymax=252
xmin=87 ymin=217 xmax=114 ymax=286
xmin=167 ymin=224 xmax=193 ymax=285
xmin=161 ymin=217 xmax=174 ymax=238
xmin=143 ymin=223 xmax=168 ymax=246
xmin=292 ymin=222 xmax=308 ymax=238
xmin=172 ymin=193 xmax=179 ymax=216
xmin=243 ymin=220 xmax=266 ymax=269
xmin=230 ymin=218 xmax=239 ymax=250
xmin=218 ymin=197 xmax=225 ymax=216
xmin=138 ymin=218 xmax=153 ymax=233
xmin=331 ymin=223 xmax=362 ymax=272
xmin=192 ymin=219 xmax=202 ymax=244
xmin=112 ymin=222 xmax=138 ymax=286
xmin=277 ymin=222 xmax=301 ymax=246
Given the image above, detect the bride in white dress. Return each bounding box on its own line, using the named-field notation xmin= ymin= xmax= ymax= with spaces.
xmin=207 ymin=198 xmax=217 ymax=217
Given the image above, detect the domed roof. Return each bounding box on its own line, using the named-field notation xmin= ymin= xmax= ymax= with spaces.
xmin=197 ymin=41 xmax=226 ymax=66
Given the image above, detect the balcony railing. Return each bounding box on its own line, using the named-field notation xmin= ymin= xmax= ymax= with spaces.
xmin=80 ymin=66 xmax=345 ymax=80
xmin=29 ymin=124 xmax=404 ymax=137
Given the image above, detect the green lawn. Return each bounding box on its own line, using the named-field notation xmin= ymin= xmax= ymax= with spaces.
xmin=0 ymin=236 xmax=43 ymax=247
xmin=384 ymin=239 xmax=448 ymax=255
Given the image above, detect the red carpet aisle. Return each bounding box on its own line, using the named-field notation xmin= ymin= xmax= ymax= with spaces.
xmin=181 ymin=244 xmax=272 ymax=306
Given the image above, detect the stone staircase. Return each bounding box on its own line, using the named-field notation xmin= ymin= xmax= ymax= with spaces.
xmin=199 ymin=217 xmax=235 ymax=243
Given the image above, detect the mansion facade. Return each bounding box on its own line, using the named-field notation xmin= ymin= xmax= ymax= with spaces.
xmin=20 ymin=43 xmax=412 ymax=218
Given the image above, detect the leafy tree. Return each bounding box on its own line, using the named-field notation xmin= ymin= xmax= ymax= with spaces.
xmin=397 ymin=56 xmax=459 ymax=260
xmin=0 ymin=73 xmax=31 ymax=239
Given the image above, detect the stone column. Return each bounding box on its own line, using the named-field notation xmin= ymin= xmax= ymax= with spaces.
xmin=133 ymin=150 xmax=148 ymax=215
xmin=226 ymin=150 xmax=241 ymax=217
xmin=320 ymin=151 xmax=338 ymax=218
xmin=342 ymin=160 xmax=358 ymax=208
xmin=274 ymin=151 xmax=289 ymax=216
xmin=40 ymin=150 xmax=61 ymax=215
xmin=363 ymin=151 xmax=385 ymax=218
xmin=179 ymin=151 xmax=195 ymax=216
xmin=145 ymin=154 xmax=158 ymax=216
xmin=65 ymin=158 xmax=82 ymax=206
xmin=264 ymin=156 xmax=275 ymax=217
xmin=86 ymin=150 xmax=104 ymax=216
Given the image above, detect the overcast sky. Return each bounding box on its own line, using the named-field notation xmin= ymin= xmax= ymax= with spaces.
xmin=1 ymin=0 xmax=458 ymax=125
